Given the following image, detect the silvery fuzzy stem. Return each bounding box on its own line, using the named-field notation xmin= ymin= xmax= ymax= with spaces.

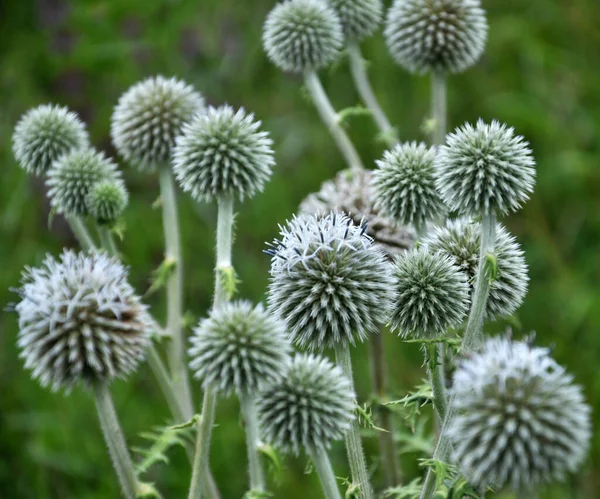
xmin=239 ymin=391 xmax=266 ymax=492
xmin=93 ymin=383 xmax=139 ymax=499
xmin=347 ymin=41 xmax=397 ymax=147
xmin=311 ymin=445 xmax=343 ymax=499
xmin=98 ymin=226 xmax=119 ymax=257
xmin=67 ymin=216 xmax=97 ymax=251
xmin=334 ymin=343 xmax=373 ymax=499
xmin=304 ymin=70 xmax=365 ymax=172
xmin=425 ymin=344 xmax=447 ymax=421
xmin=431 ymin=72 xmax=447 ymax=146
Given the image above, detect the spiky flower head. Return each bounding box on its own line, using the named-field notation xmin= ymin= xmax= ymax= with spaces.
xmin=266 ymin=211 xmax=394 ymax=350
xmin=447 ymin=336 xmax=591 ymax=491
xmin=373 ymin=142 xmax=446 ymax=230
xmin=300 ymin=169 xmax=416 ymax=258
xmin=46 ymin=148 xmax=122 ymax=217
xmin=111 ymin=76 xmax=204 ymax=172
xmin=12 ymin=104 xmax=89 ymax=176
xmin=385 ymin=0 xmax=487 ymax=75
xmin=328 ymin=0 xmax=383 ymax=41
xmin=188 ymin=301 xmax=290 ymax=395
xmin=257 ymin=353 xmax=354 ymax=454
xmin=15 ymin=250 xmax=151 ymax=391
xmin=86 ymin=179 xmax=128 ymax=225
xmin=435 ymin=120 xmax=536 ymax=216
xmin=173 ymin=106 xmax=275 ymax=203
xmin=390 ymin=248 xmax=469 ymax=338
xmin=423 ymin=218 xmax=528 ymax=319
xmin=263 ymin=0 xmax=344 ymax=73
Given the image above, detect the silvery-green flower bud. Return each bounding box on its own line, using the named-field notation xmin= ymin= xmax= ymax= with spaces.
xmin=328 ymin=0 xmax=383 ymax=41
xmin=86 ymin=180 xmax=128 ymax=225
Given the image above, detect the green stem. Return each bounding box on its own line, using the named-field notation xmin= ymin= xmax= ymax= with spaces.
xmin=189 ymin=389 xmax=218 ymax=499
xmin=431 ymin=72 xmax=447 ymax=146
xmin=93 ymin=383 xmax=138 ymax=499
xmin=304 ymin=70 xmax=365 ymax=172
xmin=334 ymin=343 xmax=373 ymax=499
xmin=425 ymin=345 xmax=447 ymax=421
xmin=311 ymin=445 xmax=343 ymax=499
xmin=239 ymin=391 xmax=265 ymax=493
xmin=98 ymin=226 xmax=119 ymax=257
xmin=67 ymin=216 xmax=97 ymax=250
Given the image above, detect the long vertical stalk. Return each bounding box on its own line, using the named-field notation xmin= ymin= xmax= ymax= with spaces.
xmin=239 ymin=391 xmax=265 ymax=492
xmin=67 ymin=216 xmax=97 ymax=251
xmin=311 ymin=445 xmax=343 ymax=499
xmin=431 ymin=72 xmax=447 ymax=146
xmin=98 ymin=226 xmax=119 ymax=256
xmin=425 ymin=344 xmax=447 ymax=421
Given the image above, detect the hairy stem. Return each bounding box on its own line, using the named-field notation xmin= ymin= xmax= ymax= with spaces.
xmin=189 ymin=390 xmax=218 ymax=499
xmin=431 ymin=72 xmax=447 ymax=146
xmin=425 ymin=344 xmax=447 ymax=421
xmin=311 ymin=445 xmax=343 ymax=499
xmin=239 ymin=391 xmax=265 ymax=492
xmin=67 ymin=216 xmax=97 ymax=250
xmin=98 ymin=226 xmax=119 ymax=256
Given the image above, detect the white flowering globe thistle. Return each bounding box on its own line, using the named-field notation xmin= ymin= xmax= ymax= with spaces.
xmin=447 ymin=336 xmax=591 ymax=491
xmin=188 ymin=301 xmax=291 ymax=395
xmin=263 ymin=0 xmax=344 ymax=73
xmin=435 ymin=120 xmax=536 ymax=216
xmin=423 ymin=218 xmax=528 ymax=319
xmin=12 ymin=104 xmax=89 ymax=176
xmin=86 ymin=179 xmax=129 ymax=225
xmin=390 ymin=248 xmax=469 ymax=338
xmin=328 ymin=0 xmax=383 ymax=41
xmin=172 ymin=106 xmax=275 ymax=203
xmin=46 ymin=148 xmax=122 ymax=217
xmin=257 ymin=354 xmax=355 ymax=454
xmin=384 ymin=0 xmax=487 ymax=75
xmin=15 ymin=250 xmax=151 ymax=391
xmin=111 ymin=76 xmax=204 ymax=171
xmin=266 ymin=211 xmax=394 ymax=350
xmin=372 ymin=142 xmax=446 ymax=230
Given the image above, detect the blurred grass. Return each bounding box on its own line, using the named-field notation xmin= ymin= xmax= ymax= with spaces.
xmin=0 ymin=0 xmax=599 ymax=497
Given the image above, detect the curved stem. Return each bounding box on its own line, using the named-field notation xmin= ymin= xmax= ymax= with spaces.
xmin=304 ymin=70 xmax=365 ymax=172
xmin=311 ymin=445 xmax=343 ymax=499
xmin=67 ymin=216 xmax=97 ymax=251
xmin=431 ymin=72 xmax=447 ymax=146
xmin=239 ymin=391 xmax=265 ymax=492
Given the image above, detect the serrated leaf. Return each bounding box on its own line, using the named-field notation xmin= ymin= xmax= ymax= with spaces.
xmin=169 ymin=414 xmax=201 ymax=431
xmin=137 ymin=482 xmax=163 ymax=498
xmin=145 ymin=257 xmax=176 ymax=298
xmin=134 ymin=423 xmax=193 ymax=477
xmin=419 ymin=458 xmax=454 ymax=488
xmin=383 ymin=478 xmax=423 ymax=498
xmin=484 ymin=252 xmax=498 ymax=282
xmin=258 ymin=443 xmax=282 ymax=480
xmin=337 ymin=105 xmax=372 ymax=128
xmin=356 ymin=403 xmax=387 ymax=433
xmin=216 ymin=264 xmax=239 ymax=300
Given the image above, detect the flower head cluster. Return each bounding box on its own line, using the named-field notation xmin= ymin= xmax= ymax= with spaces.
xmin=15 ymin=250 xmax=151 ymax=391
xmin=86 ymin=180 xmax=129 ymax=225
xmin=266 ymin=211 xmax=394 ymax=349
xmin=328 ymin=0 xmax=383 ymax=41
xmin=447 ymin=336 xmax=591 ymax=491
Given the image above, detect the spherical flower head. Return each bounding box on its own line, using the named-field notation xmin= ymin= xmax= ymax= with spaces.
xmin=263 ymin=0 xmax=344 ymax=73
xmin=12 ymin=104 xmax=89 ymax=176
xmin=257 ymin=353 xmax=355 ymax=454
xmin=373 ymin=142 xmax=446 ymax=229
xmin=266 ymin=211 xmax=394 ymax=350
xmin=15 ymin=250 xmax=151 ymax=391
xmin=447 ymin=336 xmax=591 ymax=491
xmin=111 ymin=76 xmax=204 ymax=172
xmin=46 ymin=148 xmax=122 ymax=217
xmin=390 ymin=248 xmax=469 ymax=338
xmin=188 ymin=301 xmax=291 ymax=396
xmin=328 ymin=0 xmax=383 ymax=41
xmin=385 ymin=0 xmax=487 ymax=75
xmin=435 ymin=120 xmax=536 ymax=216
xmin=423 ymin=218 xmax=528 ymax=319
xmin=86 ymin=179 xmax=128 ymax=225
xmin=172 ymin=106 xmax=275 ymax=203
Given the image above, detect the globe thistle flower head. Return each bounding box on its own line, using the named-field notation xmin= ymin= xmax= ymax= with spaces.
xmin=384 ymin=0 xmax=488 ymax=74
xmin=257 ymin=353 xmax=355 ymax=454
xmin=15 ymin=250 xmax=151 ymax=392
xmin=423 ymin=218 xmax=528 ymax=319
xmin=390 ymin=247 xmax=469 ymax=338
xmin=111 ymin=76 xmax=204 ymax=172
xmin=172 ymin=106 xmax=275 ymax=203
xmin=12 ymin=104 xmax=89 ymax=176
xmin=447 ymin=336 xmax=591 ymax=491
xmin=86 ymin=179 xmax=128 ymax=225
xmin=266 ymin=211 xmax=394 ymax=350
xmin=328 ymin=0 xmax=383 ymax=41
xmin=372 ymin=142 xmax=446 ymax=229
xmin=46 ymin=148 xmax=122 ymax=217
xmin=188 ymin=301 xmax=291 ymax=396
xmin=435 ymin=120 xmax=536 ymax=216
xmin=263 ymin=0 xmax=344 ymax=73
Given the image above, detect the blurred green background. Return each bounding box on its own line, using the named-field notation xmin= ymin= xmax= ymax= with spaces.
xmin=1 ymin=0 xmax=599 ymax=497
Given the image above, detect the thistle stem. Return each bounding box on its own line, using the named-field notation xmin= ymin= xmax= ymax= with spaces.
xmin=239 ymin=391 xmax=265 ymax=492
xmin=304 ymin=70 xmax=365 ymax=172
xmin=93 ymin=383 xmax=138 ymax=499
xmin=311 ymin=445 xmax=343 ymax=499
xmin=431 ymin=72 xmax=447 ymax=146
xmin=189 ymin=390 xmax=218 ymax=499
xmin=98 ymin=226 xmax=119 ymax=256
xmin=67 ymin=216 xmax=97 ymax=250
xmin=425 ymin=344 xmax=447 ymax=421
xmin=334 ymin=343 xmax=373 ymax=499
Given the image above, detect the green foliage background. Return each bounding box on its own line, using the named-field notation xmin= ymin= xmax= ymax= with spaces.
xmin=1 ymin=0 xmax=599 ymax=497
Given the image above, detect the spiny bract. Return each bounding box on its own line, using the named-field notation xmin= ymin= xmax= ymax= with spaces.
xmin=328 ymin=0 xmax=383 ymax=41
xmin=372 ymin=142 xmax=446 ymax=230
xmin=46 ymin=148 xmax=122 ymax=217
xmin=384 ymin=0 xmax=487 ymax=74
xmin=111 ymin=76 xmax=204 ymax=171
xmin=447 ymin=336 xmax=591 ymax=491
xmin=172 ymin=106 xmax=275 ymax=203
xmin=423 ymin=218 xmax=528 ymax=319
xmin=257 ymin=353 xmax=355 ymax=454
xmin=188 ymin=301 xmax=290 ymax=395
xmin=86 ymin=179 xmax=129 ymax=225
xmin=263 ymin=0 xmax=344 ymax=73
xmin=266 ymin=211 xmax=394 ymax=350
xmin=390 ymin=248 xmax=469 ymax=338
xmin=12 ymin=104 xmax=89 ymax=176
xmin=435 ymin=120 xmax=536 ymax=216
xmin=15 ymin=250 xmax=151 ymax=391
